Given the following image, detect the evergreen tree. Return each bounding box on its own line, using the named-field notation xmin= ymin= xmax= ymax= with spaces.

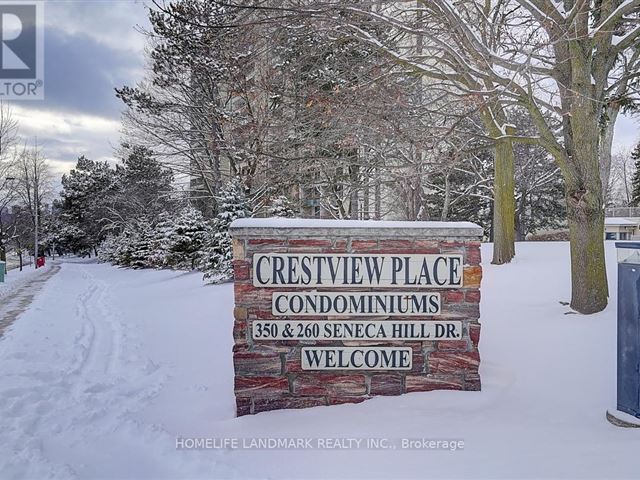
xmin=127 ymin=221 xmax=157 ymax=269
xmin=59 ymin=147 xmax=176 ymax=258
xmin=57 ymin=156 xmax=116 ymax=255
xmin=114 ymin=145 xmax=174 ymax=221
xmin=216 ymin=178 xmax=251 ymax=229
xmin=116 ymin=1 xmax=244 ymax=215
xmin=39 ymin=211 xmax=64 ymax=257
xmin=97 ymin=234 xmax=119 ymax=264
xmin=103 ymin=219 xmax=157 ymax=269
xmin=201 ymin=179 xmax=251 ymax=282
xmin=267 ymin=195 xmax=297 ymax=217
xmin=157 ymin=206 xmax=209 ymax=270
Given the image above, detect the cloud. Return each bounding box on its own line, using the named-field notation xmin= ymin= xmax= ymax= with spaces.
xmin=44 ymin=0 xmax=149 ymax=55
xmin=40 ymin=26 xmax=144 ymax=118
xmin=12 ymin=104 xmax=122 ymax=176
xmin=3 ymin=1 xmax=152 ymax=181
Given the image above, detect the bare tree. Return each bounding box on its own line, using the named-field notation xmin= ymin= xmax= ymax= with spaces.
xmin=0 ymin=102 xmax=19 ymax=264
xmin=14 ymin=142 xmax=53 ymax=265
xmin=262 ymin=0 xmax=640 ymax=312
xmin=608 ymin=149 xmax=635 ymax=206
xmin=320 ymin=1 xmax=520 ymax=262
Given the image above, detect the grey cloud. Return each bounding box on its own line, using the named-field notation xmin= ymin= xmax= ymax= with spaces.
xmin=44 ymin=0 xmax=149 ymax=54
xmin=41 ymin=25 xmax=144 ymax=118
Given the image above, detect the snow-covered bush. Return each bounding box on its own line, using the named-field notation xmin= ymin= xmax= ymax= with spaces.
xmin=99 ymin=207 xmax=212 ymax=271
xmin=127 ymin=222 xmax=158 ymax=269
xmin=98 ymin=179 xmax=252 ymax=280
xmin=155 ymin=206 xmax=210 ymax=269
xmin=199 ymin=227 xmax=233 ymax=283
xmin=97 ymin=235 xmax=119 ymax=263
xmin=267 ymin=195 xmax=297 ymax=217
xmin=200 ymin=179 xmax=251 ymax=283
xmin=102 ymin=221 xmax=157 ymax=269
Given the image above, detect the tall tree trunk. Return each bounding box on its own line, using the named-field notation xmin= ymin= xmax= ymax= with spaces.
xmin=567 ymin=188 xmax=608 ymax=313
xmin=480 ymin=108 xmax=516 ymax=264
xmin=441 ymin=171 xmax=451 ymax=221
xmin=492 ymin=128 xmax=516 ymax=264
xmin=363 ymin=172 xmax=370 ymax=220
xmin=566 ymin=95 xmax=608 ymax=314
xmin=348 ymin=161 xmax=360 ymax=219
xmin=374 ymin=167 xmax=381 ymax=220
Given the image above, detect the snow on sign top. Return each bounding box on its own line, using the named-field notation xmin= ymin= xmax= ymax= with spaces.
xmin=230 ymin=217 xmax=483 ymax=238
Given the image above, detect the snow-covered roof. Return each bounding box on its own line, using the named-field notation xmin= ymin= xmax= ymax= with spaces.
xmin=230 ymin=217 xmax=483 ymax=238
xmin=605 ymin=217 xmax=638 ymax=226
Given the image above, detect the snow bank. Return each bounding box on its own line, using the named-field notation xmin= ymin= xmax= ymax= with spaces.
xmin=0 ymin=242 xmax=638 ymax=479
xmin=0 ymin=263 xmax=53 ymax=300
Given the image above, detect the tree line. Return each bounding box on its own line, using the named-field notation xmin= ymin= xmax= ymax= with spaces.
xmin=2 ymin=0 xmax=638 ymax=313
xmin=110 ymin=0 xmax=638 ymax=313
xmin=50 ymin=148 xmax=261 ymax=282
xmin=0 ymin=103 xmax=54 ymax=271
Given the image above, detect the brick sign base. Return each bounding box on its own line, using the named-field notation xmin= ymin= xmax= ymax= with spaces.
xmin=230 ymin=218 xmax=483 ymax=416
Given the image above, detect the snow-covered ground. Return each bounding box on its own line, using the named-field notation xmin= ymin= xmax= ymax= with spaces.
xmin=4 ymin=252 xmax=31 ymax=272
xmin=0 ymin=242 xmax=638 ymax=479
xmin=0 ymin=262 xmax=53 ymax=300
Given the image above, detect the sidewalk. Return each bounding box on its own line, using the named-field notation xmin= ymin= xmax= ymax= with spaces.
xmin=0 ymin=263 xmax=61 ymax=338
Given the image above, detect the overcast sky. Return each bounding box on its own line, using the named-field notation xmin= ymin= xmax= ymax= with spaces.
xmin=12 ymin=0 xmax=150 ymax=178
xmin=11 ymin=0 xmax=640 ymax=181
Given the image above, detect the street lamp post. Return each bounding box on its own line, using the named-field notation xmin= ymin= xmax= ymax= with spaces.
xmin=1 ymin=177 xmax=17 ymax=272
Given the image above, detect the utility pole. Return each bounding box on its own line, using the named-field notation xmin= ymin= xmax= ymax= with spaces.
xmin=34 ymin=192 xmax=38 ymax=268
xmin=33 ymin=158 xmax=40 ymax=268
xmin=32 ymin=141 xmax=39 ymax=269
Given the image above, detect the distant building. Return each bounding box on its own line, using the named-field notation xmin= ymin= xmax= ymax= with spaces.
xmin=605 ymin=217 xmax=638 ymax=240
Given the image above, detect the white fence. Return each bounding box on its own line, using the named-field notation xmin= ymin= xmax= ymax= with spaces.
xmin=606 ymin=207 xmax=640 ymax=218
